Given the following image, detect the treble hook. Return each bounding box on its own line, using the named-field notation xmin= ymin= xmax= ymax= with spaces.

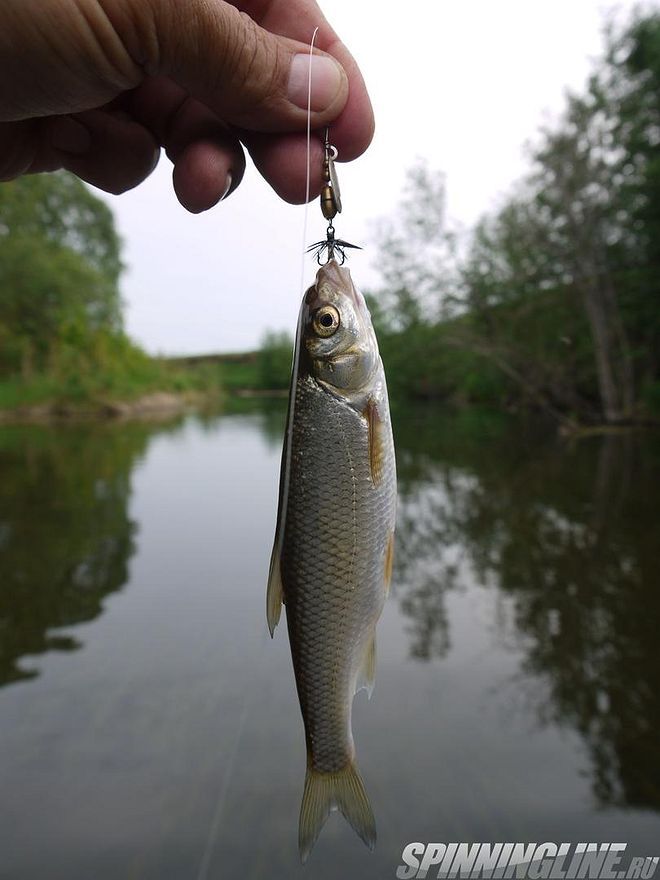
xmin=307 ymin=128 xmax=361 ymax=265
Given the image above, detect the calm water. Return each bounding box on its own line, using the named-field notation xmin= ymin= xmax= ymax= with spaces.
xmin=1 ymin=405 xmax=659 ymax=878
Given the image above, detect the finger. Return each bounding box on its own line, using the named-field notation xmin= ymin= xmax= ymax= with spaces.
xmin=109 ymin=0 xmax=349 ymax=132
xmin=233 ymin=0 xmax=374 ymax=161
xmin=0 ymin=120 xmax=41 ymax=179
xmin=0 ymin=0 xmax=141 ymax=121
xmin=43 ymin=109 xmax=160 ymax=194
xmin=173 ymin=140 xmax=237 ymax=213
xmin=127 ymin=77 xmax=246 ymax=211
xmin=310 ymin=34 xmax=374 ymax=162
xmin=242 ymin=131 xmax=324 ymax=204
xmin=0 ymin=113 xmax=158 ymax=191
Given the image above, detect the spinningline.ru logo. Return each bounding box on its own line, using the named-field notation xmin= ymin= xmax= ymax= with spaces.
xmin=396 ymin=843 xmax=659 ymax=880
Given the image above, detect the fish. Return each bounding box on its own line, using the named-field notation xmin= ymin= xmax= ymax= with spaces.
xmin=266 ymin=258 xmax=397 ymax=862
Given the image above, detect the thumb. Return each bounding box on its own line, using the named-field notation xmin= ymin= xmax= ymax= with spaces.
xmin=128 ymin=0 xmax=349 ymax=132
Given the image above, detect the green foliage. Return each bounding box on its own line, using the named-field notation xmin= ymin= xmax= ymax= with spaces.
xmin=0 ymin=343 xmax=223 ymax=411
xmin=365 ymin=9 xmax=660 ymax=426
xmin=215 ymin=357 xmax=260 ymax=392
xmin=255 ymin=331 xmax=293 ymax=389
xmin=370 ymin=160 xmax=458 ymax=330
xmin=0 ymin=171 xmax=223 ymax=411
xmin=0 ymin=172 xmax=126 ymax=391
xmin=0 ymin=173 xmax=123 ymax=370
xmin=641 ymin=379 xmax=660 ymax=417
xmin=0 ymin=173 xmax=122 ymax=283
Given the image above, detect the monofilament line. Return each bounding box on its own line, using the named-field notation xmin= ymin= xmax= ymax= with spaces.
xmin=275 ymin=25 xmax=322 ymax=608
xmin=195 ymin=667 xmax=258 ymax=880
xmin=300 ymin=25 xmax=320 ymax=296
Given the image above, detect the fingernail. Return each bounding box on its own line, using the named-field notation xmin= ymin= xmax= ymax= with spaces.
xmin=220 ymin=173 xmax=233 ymax=201
xmin=49 ymin=116 xmax=91 ymax=154
xmin=288 ymin=54 xmax=345 ymax=111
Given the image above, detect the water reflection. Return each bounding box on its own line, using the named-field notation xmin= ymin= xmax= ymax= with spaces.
xmin=196 ymin=398 xmax=287 ymax=448
xmin=0 ymin=420 xmax=177 ymax=686
xmin=393 ymin=407 xmax=660 ymax=811
xmin=0 ymin=408 xmax=287 ymax=695
xmin=1 ymin=405 xmax=659 ymax=876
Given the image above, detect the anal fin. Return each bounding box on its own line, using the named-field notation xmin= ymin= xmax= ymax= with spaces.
xmin=355 ymin=632 xmax=376 ymax=699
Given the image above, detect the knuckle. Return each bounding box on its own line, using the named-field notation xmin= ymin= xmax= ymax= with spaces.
xmin=218 ymin=10 xmax=281 ymax=109
xmin=71 ymin=0 xmax=143 ymax=90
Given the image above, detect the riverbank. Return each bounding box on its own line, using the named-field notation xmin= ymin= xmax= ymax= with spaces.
xmin=0 ymin=353 xmax=226 ymax=423
xmin=0 ymin=390 xmax=219 ymax=424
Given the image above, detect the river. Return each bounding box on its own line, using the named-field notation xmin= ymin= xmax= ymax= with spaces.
xmin=1 ymin=404 xmax=659 ymax=878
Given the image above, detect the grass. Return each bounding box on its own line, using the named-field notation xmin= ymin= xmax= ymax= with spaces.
xmin=0 ymin=375 xmax=61 ymax=410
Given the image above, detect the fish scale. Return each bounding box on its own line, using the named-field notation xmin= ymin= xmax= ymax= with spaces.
xmin=283 ymin=375 xmax=394 ymax=771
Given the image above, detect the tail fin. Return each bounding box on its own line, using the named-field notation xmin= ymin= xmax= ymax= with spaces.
xmin=298 ymin=760 xmax=376 ymax=863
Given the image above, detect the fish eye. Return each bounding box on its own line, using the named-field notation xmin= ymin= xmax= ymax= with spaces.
xmin=312 ymin=305 xmax=340 ymax=338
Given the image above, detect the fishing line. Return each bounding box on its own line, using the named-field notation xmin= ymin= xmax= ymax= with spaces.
xmin=195 ymin=676 xmax=256 ymax=880
xmin=195 ymin=32 xmax=321 ymax=880
xmin=274 ymin=25 xmax=320 ymax=577
xmin=195 ymin=705 xmax=249 ymax=880
xmin=299 ymin=25 xmax=320 ymax=297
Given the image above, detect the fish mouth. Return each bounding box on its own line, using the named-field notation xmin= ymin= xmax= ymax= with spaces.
xmin=305 ymin=259 xmax=360 ymax=310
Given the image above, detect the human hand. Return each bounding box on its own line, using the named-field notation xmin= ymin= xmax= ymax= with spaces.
xmin=0 ymin=0 xmax=374 ymax=212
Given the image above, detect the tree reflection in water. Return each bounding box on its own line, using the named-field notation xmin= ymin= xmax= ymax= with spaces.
xmin=0 ymin=420 xmax=178 ymax=686
xmin=393 ymin=407 xmax=660 ymax=811
xmin=2 ymin=405 xmax=659 ymax=818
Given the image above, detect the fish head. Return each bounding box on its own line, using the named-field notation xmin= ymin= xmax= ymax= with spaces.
xmin=301 ymin=260 xmax=379 ymax=396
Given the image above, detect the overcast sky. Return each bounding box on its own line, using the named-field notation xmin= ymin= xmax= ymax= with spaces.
xmin=98 ymin=0 xmax=640 ymax=356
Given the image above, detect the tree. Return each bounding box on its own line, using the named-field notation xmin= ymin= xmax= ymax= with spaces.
xmin=370 ymin=160 xmax=459 ymax=331
xmin=370 ymin=9 xmax=660 ymax=425
xmin=256 ymin=330 xmax=293 ymax=390
xmin=605 ymin=11 xmax=660 ymax=403
xmin=530 ymin=87 xmax=636 ymax=424
xmin=0 ymin=172 xmax=123 ymax=376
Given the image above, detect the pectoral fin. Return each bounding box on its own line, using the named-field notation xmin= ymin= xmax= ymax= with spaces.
xmin=266 ymin=301 xmax=304 ymax=638
xmin=363 ymin=398 xmax=386 ymax=487
xmin=266 ymin=547 xmax=284 ymax=637
xmin=355 ymin=632 xmax=376 ymax=699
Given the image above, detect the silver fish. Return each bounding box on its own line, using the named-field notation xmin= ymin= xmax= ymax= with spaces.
xmin=267 ymin=259 xmax=397 ymax=861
